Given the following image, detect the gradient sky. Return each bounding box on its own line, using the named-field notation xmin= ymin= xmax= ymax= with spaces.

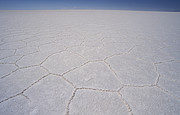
xmin=0 ymin=0 xmax=180 ymax=11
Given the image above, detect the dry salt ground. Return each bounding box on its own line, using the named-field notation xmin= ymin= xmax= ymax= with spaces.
xmin=0 ymin=10 xmax=180 ymax=115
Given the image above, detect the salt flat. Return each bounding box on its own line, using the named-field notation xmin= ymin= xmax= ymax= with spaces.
xmin=0 ymin=10 xmax=180 ymax=115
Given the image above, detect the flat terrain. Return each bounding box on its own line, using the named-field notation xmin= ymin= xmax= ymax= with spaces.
xmin=0 ymin=10 xmax=180 ymax=115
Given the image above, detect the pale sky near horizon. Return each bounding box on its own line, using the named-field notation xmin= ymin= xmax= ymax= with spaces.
xmin=0 ymin=0 xmax=180 ymax=11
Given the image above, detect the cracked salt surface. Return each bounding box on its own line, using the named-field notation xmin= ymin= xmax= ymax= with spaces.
xmin=0 ymin=10 xmax=180 ymax=115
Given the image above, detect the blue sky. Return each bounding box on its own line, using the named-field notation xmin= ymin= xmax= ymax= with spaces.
xmin=0 ymin=0 xmax=180 ymax=11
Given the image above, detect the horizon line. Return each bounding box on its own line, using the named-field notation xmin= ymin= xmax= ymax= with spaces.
xmin=0 ymin=9 xmax=180 ymax=12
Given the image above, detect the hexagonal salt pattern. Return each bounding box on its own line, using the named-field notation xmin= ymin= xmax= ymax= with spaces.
xmin=24 ymin=75 xmax=74 ymax=115
xmin=16 ymin=51 xmax=51 ymax=67
xmin=0 ymin=66 xmax=47 ymax=102
xmin=0 ymin=96 xmax=32 ymax=115
xmin=64 ymin=61 xmax=122 ymax=90
xmin=0 ymin=10 xmax=180 ymax=115
xmin=0 ymin=49 xmax=15 ymax=59
xmin=106 ymin=53 xmax=157 ymax=85
xmin=120 ymin=87 xmax=180 ymax=115
xmin=0 ymin=55 xmax=22 ymax=64
xmin=0 ymin=41 xmax=26 ymax=50
xmin=0 ymin=64 xmax=17 ymax=79
xmin=42 ymin=51 xmax=88 ymax=75
xmin=69 ymin=89 xmax=128 ymax=115
xmin=67 ymin=42 xmax=133 ymax=61
xmin=157 ymin=61 xmax=180 ymax=98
